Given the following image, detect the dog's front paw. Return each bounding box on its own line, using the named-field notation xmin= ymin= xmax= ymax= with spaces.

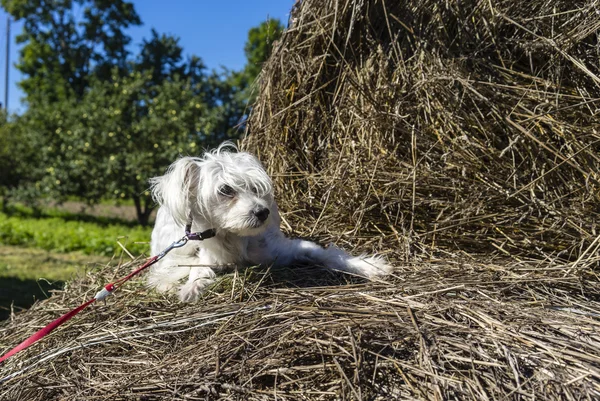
xmin=179 ymin=279 xmax=214 ymax=302
xmin=154 ymin=281 xmax=178 ymax=293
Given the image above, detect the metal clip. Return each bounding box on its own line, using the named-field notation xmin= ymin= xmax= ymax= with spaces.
xmin=157 ymin=236 xmax=189 ymax=259
xmin=171 ymin=236 xmax=190 ymax=249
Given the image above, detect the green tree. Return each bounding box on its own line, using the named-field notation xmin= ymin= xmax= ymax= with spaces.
xmin=134 ymin=30 xmax=215 ymax=118
xmin=1 ymin=0 xmax=141 ymax=104
xmin=0 ymin=112 xmax=43 ymax=209
xmin=0 ymin=111 xmax=15 ymax=208
xmin=244 ymin=19 xmax=284 ymax=83
xmin=29 ymin=69 xmax=217 ymax=226
xmin=218 ymin=19 xmax=284 ymax=130
xmin=136 ymin=29 xmax=186 ymax=85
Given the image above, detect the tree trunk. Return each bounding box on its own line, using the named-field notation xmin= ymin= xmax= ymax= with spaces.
xmin=133 ymin=195 xmax=154 ymax=226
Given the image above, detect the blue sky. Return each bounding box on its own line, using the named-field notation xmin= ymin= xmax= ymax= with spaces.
xmin=0 ymin=1 xmax=294 ymax=114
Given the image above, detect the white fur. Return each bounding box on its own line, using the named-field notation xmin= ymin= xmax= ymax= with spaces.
xmin=148 ymin=142 xmax=392 ymax=302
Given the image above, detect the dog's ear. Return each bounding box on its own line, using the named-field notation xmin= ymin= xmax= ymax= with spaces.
xmin=150 ymin=157 xmax=201 ymax=226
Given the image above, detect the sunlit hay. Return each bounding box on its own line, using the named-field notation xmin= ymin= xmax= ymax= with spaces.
xmin=243 ymin=0 xmax=600 ymax=262
xmin=1 ymin=254 xmax=598 ymax=399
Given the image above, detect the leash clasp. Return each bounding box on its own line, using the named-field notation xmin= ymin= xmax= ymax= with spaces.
xmin=157 ymin=236 xmax=189 ymax=259
xmin=156 ymin=228 xmax=216 ymax=259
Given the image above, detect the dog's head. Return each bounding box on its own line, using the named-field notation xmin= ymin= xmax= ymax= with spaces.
xmin=150 ymin=143 xmax=275 ymax=236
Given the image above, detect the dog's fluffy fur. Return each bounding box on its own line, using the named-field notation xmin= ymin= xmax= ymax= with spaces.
xmin=148 ymin=143 xmax=392 ymax=302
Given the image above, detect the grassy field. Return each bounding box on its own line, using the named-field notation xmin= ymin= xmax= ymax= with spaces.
xmin=0 ymin=204 xmax=151 ymax=256
xmin=0 ymin=202 xmax=151 ymax=320
xmin=0 ymin=246 xmax=109 ymax=320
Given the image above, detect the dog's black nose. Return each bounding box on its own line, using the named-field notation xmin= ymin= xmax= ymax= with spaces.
xmin=254 ymin=207 xmax=270 ymax=222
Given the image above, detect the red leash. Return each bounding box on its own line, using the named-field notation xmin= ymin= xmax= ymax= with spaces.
xmin=0 ymin=228 xmax=216 ymax=364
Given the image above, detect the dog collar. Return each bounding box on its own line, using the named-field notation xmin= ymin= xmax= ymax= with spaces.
xmin=185 ymin=221 xmax=216 ymax=241
xmin=187 ymin=228 xmax=217 ymax=241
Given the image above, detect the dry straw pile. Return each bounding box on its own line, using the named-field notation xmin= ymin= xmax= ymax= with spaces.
xmin=245 ymin=0 xmax=600 ymax=259
xmin=1 ymin=0 xmax=600 ymax=399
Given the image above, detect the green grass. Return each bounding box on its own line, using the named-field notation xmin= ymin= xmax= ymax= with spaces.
xmin=0 ymin=205 xmax=151 ymax=257
xmin=0 ymin=245 xmax=109 ymax=320
xmin=0 ymin=203 xmax=151 ymax=319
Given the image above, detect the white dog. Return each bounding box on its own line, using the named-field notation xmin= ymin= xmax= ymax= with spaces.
xmin=147 ymin=143 xmax=392 ymax=302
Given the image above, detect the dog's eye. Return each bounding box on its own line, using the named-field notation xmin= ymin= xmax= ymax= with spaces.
xmin=218 ymin=185 xmax=236 ymax=197
xmin=251 ymin=186 xmax=259 ymax=194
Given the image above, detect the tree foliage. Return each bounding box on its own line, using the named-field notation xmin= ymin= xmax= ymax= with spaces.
xmin=227 ymin=19 xmax=284 ymax=106
xmin=243 ymin=19 xmax=284 ymax=82
xmin=0 ymin=112 xmax=42 ymax=207
xmin=26 ymin=70 xmax=214 ymax=225
xmin=2 ymin=0 xmax=141 ymax=103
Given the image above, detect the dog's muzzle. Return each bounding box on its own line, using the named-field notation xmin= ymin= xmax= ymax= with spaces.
xmin=253 ymin=207 xmax=270 ymax=222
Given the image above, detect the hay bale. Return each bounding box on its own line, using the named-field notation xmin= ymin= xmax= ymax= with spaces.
xmin=1 ymin=256 xmax=599 ymax=400
xmin=244 ymin=0 xmax=600 ymax=259
xmin=2 ymin=0 xmax=600 ymax=399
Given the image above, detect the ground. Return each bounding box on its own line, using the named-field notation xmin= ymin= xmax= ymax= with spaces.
xmin=0 ymin=246 xmax=112 ymax=321
xmin=0 ymin=201 xmax=143 ymax=320
xmin=47 ymin=200 xmax=155 ymax=223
